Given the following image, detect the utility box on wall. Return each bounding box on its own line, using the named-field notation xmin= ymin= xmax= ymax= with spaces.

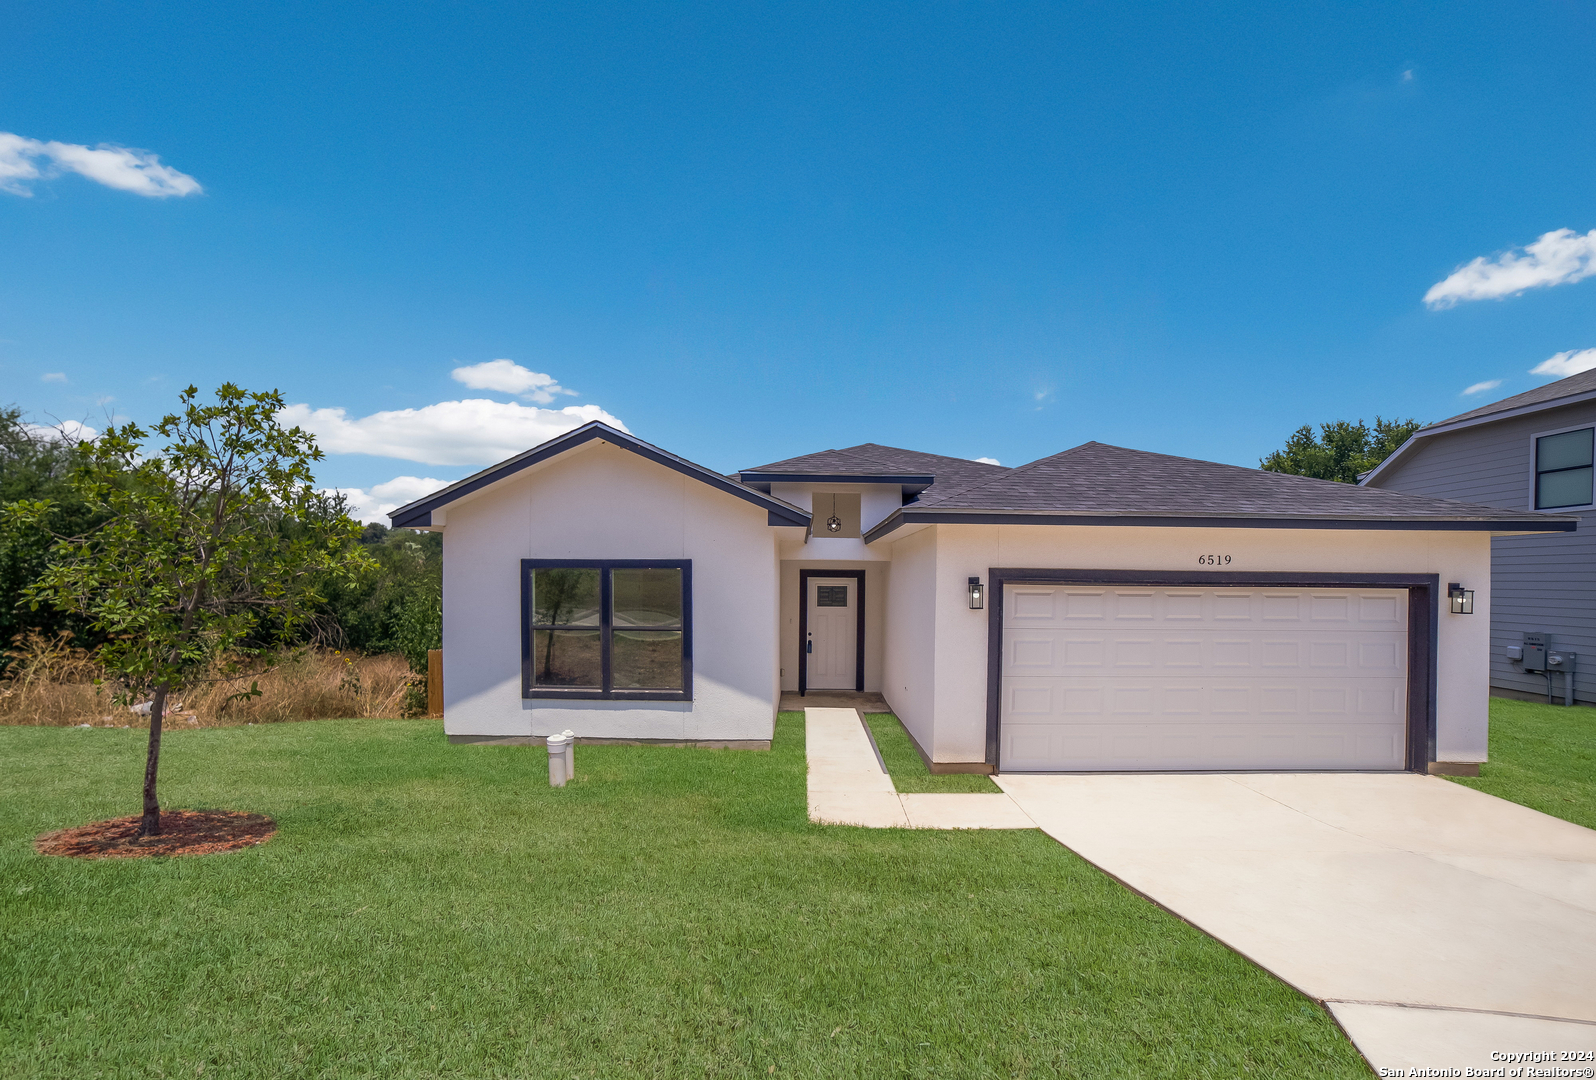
xmin=1523 ymin=633 xmax=1548 ymax=674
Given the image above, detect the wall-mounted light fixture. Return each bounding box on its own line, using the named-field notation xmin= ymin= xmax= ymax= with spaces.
xmin=968 ymin=576 xmax=985 ymax=610
xmin=825 ymin=493 xmax=842 ymax=533
xmin=1448 ymin=582 xmax=1474 ymax=615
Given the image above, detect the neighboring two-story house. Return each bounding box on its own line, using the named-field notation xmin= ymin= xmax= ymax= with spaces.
xmin=1362 ymin=368 xmax=1596 ymax=705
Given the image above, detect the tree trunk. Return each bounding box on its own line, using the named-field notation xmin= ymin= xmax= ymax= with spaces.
xmin=138 ymin=683 xmax=168 ymax=837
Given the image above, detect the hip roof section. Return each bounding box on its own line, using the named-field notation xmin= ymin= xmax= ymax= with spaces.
xmin=738 ymin=443 xmax=1008 ymax=499
xmin=862 ymin=441 xmax=1575 ymax=541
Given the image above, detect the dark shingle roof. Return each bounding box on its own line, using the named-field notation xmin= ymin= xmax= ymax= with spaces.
xmin=887 ymin=441 xmax=1571 ymax=527
xmin=740 ymin=443 xmax=1009 ymax=500
xmin=1428 ymin=367 xmax=1596 ymax=429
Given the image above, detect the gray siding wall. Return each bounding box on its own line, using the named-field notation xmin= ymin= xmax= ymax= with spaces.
xmin=1368 ymin=401 xmax=1596 ymax=702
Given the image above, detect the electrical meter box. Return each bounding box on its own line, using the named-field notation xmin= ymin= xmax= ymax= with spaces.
xmin=1524 ymin=633 xmax=1548 ymax=673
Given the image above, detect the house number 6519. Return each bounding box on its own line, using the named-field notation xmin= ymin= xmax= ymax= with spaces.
xmin=1196 ymin=554 xmax=1232 ymax=565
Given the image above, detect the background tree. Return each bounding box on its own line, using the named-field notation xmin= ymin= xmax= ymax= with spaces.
xmin=312 ymin=522 xmax=442 ymax=655
xmin=10 ymin=385 xmax=370 ymax=836
xmin=1260 ymin=416 xmax=1423 ymax=483
xmin=0 ymin=409 xmax=106 ymax=667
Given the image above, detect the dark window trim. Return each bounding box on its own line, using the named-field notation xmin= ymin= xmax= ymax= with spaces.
xmin=863 ymin=509 xmax=1574 ymax=545
xmin=982 ymin=569 xmax=1438 ymax=773
xmin=1532 ymin=424 xmax=1596 ymax=511
xmin=520 ymin=559 xmax=693 ymax=701
xmin=797 ymin=569 xmax=866 ymax=696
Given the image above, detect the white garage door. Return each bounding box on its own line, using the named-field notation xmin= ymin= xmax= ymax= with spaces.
xmin=1000 ymin=585 xmax=1408 ymax=772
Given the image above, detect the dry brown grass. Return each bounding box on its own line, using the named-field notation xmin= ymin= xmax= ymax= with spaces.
xmin=0 ymin=631 xmax=417 ymax=728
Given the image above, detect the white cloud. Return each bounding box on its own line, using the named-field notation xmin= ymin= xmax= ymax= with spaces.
xmin=974 ymin=456 xmax=1001 ymax=465
xmin=40 ymin=372 xmax=66 ymax=383
xmin=22 ymin=420 xmax=97 ymax=444
xmin=279 ymin=398 xmax=627 ymax=466
xmin=451 ymin=359 xmax=578 ymax=404
xmin=0 ymin=133 xmax=43 ymax=194
xmin=1461 ymin=380 xmax=1502 ymax=396
xmin=325 ymin=476 xmax=452 ymax=524
xmin=0 ymin=131 xmax=202 ymax=198
xmin=1424 ymin=228 xmax=1596 ymax=309
xmin=1530 ymin=348 xmax=1596 ymax=379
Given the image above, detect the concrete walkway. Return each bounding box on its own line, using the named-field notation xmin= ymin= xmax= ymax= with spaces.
xmin=804 ymin=707 xmax=1035 ymax=829
xmin=997 ymin=772 xmax=1596 ymax=1074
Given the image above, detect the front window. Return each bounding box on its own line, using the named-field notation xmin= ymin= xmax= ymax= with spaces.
xmin=1535 ymin=428 xmax=1594 ymax=509
xmin=522 ymin=561 xmax=691 ymax=700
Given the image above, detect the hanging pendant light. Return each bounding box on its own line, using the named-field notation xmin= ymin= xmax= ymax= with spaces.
xmin=826 ymin=494 xmax=843 ymax=533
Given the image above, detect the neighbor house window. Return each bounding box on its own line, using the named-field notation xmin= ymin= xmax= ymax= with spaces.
xmin=521 ymin=561 xmax=691 ymax=700
xmin=1535 ymin=428 xmax=1594 ymax=509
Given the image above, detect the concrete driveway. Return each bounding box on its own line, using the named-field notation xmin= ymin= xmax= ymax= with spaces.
xmin=996 ymin=772 xmax=1596 ymax=1074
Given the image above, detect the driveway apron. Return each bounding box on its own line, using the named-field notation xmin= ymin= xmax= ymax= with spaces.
xmin=997 ymin=772 xmax=1596 ymax=1074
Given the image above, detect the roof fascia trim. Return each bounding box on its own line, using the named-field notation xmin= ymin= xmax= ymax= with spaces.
xmin=738 ymin=471 xmax=934 ymax=486
xmin=389 ymin=423 xmax=811 ymax=529
xmin=1425 ymin=387 xmax=1596 ymax=435
xmin=862 ymin=508 xmax=1575 ymax=543
xmin=1356 ymin=432 xmax=1424 ymax=487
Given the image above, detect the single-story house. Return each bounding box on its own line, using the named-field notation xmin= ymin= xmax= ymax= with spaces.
xmin=389 ymin=422 xmax=1575 ymax=774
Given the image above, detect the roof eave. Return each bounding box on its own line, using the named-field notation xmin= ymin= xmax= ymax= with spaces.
xmin=736 ymin=471 xmax=935 ymax=495
xmin=862 ymin=507 xmax=1576 ymax=544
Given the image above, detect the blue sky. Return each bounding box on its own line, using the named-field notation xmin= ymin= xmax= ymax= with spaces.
xmin=4 ymin=1 xmax=1595 ymax=519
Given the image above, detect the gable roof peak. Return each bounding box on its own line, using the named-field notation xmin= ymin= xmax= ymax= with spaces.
xmin=388 ymin=420 xmax=809 ymax=529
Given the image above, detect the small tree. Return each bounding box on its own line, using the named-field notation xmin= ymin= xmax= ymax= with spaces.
xmin=10 ymin=385 xmax=369 ymax=836
xmin=1260 ymin=416 xmax=1423 ymax=483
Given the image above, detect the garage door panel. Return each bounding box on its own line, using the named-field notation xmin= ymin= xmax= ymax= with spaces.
xmin=1003 ymin=629 xmax=1406 ymax=676
xmin=1004 ymin=676 xmax=1406 ymax=724
xmin=1001 ymin=721 xmax=1406 ymax=771
xmin=1004 ymin=588 xmax=1407 ymax=630
xmin=1000 ymin=585 xmax=1409 ymax=772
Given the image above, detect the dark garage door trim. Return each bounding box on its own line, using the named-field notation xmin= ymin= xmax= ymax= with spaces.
xmin=983 ymin=569 xmax=1440 ymax=773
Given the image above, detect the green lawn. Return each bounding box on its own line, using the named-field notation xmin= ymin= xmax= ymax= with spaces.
xmin=1449 ymin=696 xmax=1596 ymax=829
xmin=0 ymin=715 xmax=1367 ymax=1079
xmin=863 ymin=713 xmax=999 ymax=793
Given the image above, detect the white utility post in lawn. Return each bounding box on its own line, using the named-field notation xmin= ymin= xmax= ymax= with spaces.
xmin=546 ymin=732 xmax=569 ymax=787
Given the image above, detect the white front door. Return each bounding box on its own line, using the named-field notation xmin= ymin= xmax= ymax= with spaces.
xmin=807 ymin=577 xmax=858 ymax=690
xmin=1000 ymin=585 xmax=1409 ymax=771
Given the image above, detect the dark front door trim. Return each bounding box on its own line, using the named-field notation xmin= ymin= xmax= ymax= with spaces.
xmin=983 ymin=569 xmax=1439 ymax=772
xmin=798 ymin=568 xmax=866 ymax=695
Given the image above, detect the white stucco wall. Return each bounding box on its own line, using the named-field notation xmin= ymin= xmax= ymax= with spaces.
xmin=884 ymin=523 xmax=1494 ymax=765
xmin=439 ymin=440 xmax=781 ymax=741
xmin=879 ymin=525 xmax=939 ymax=754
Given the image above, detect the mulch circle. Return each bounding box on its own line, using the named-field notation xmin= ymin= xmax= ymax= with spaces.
xmin=35 ymin=810 xmax=276 ymax=859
